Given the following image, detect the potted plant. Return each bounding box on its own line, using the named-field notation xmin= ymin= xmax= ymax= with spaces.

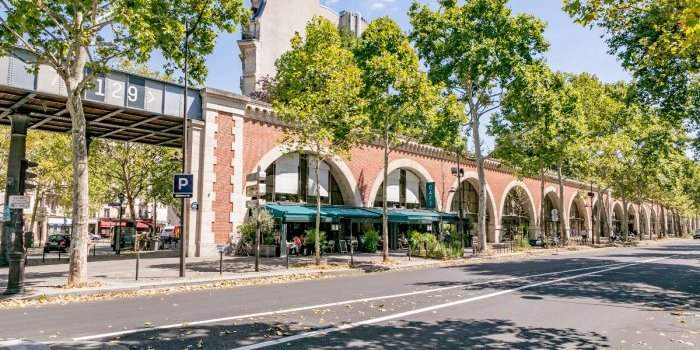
xmin=361 ymin=229 xmax=380 ymax=252
xmin=303 ymin=229 xmax=327 ymax=256
xmin=237 ymin=209 xmax=277 ymax=257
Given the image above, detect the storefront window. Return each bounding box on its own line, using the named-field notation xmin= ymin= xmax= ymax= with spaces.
xmin=374 ymin=169 xmax=426 ymax=209
xmin=501 ymin=187 xmax=530 ymax=242
xmin=263 ymin=153 xmax=344 ymax=205
xmin=569 ymin=200 xmax=584 ymax=237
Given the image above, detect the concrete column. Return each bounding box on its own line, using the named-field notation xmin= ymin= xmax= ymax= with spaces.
xmin=2 ymin=114 xmax=29 ymax=293
xmin=185 ymin=121 xmax=204 ymax=257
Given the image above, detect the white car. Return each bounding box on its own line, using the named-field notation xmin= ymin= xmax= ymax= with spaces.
xmin=161 ymin=225 xmax=176 ymax=243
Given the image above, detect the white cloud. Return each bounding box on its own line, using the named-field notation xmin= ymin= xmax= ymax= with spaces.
xmin=369 ymin=0 xmax=397 ymax=11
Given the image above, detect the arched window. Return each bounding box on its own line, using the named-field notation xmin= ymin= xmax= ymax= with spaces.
xmin=569 ymin=200 xmax=585 ymax=237
xmin=612 ymin=205 xmax=623 ymax=235
xmin=501 ymin=187 xmax=532 ymax=242
xmin=373 ymin=169 xmax=426 ymax=209
xmin=543 ymin=194 xmax=560 ymax=238
xmin=263 ymin=153 xmax=344 ymax=205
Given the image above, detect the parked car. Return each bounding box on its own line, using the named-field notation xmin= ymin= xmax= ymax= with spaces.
xmin=111 ymin=226 xmax=137 ymax=251
xmin=89 ymin=233 xmax=101 ymax=241
xmin=44 ymin=234 xmax=70 ymax=253
xmin=693 ymin=230 xmax=700 ymax=239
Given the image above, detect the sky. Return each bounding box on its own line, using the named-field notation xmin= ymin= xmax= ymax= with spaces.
xmin=152 ymin=0 xmax=631 ymax=152
xmin=191 ymin=0 xmax=630 ymax=94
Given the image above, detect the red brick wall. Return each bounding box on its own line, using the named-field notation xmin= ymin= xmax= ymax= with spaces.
xmin=241 ymin=114 xmax=584 ymax=223
xmin=212 ymin=112 xmax=234 ymax=244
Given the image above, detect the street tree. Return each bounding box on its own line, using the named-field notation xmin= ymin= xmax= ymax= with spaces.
xmin=0 ymin=0 xmax=248 ymax=286
xmin=354 ymin=17 xmax=453 ymax=261
xmin=563 ymin=0 xmax=700 ymax=152
xmin=25 ymin=131 xmax=73 ymax=237
xmin=409 ymin=0 xmax=548 ymax=251
xmin=271 ymin=17 xmax=368 ymax=265
xmin=568 ymin=74 xmax=619 ymax=241
xmin=491 ymin=63 xmax=565 ymax=242
xmin=1 ymin=130 xmax=72 ymax=262
xmin=90 ymin=140 xmax=180 ymax=221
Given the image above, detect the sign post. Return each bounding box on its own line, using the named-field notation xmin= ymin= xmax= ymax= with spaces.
xmin=173 ymin=173 xmax=193 ymax=278
xmin=246 ymin=167 xmax=266 ymax=272
xmin=426 ymin=182 xmax=436 ymax=209
xmin=173 ymin=174 xmax=194 ymax=198
xmin=8 ymin=195 xmax=30 ymax=209
xmin=217 ymin=245 xmax=225 ymax=275
xmin=2 ymin=115 xmax=29 ymax=294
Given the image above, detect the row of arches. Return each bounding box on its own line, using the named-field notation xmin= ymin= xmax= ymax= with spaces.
xmin=252 ymin=149 xmax=681 ymax=243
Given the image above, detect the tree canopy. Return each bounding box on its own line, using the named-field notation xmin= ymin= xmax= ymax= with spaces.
xmin=271 ymin=16 xmax=368 ymax=264
xmin=563 ymin=0 xmax=700 ymax=152
xmin=409 ymin=0 xmax=548 ymax=251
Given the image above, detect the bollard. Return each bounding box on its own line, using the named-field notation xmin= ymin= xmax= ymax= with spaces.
xmin=286 ymin=244 xmax=290 ymax=269
xmin=219 ymin=250 xmax=223 ymax=275
xmin=42 ymin=250 xmax=45 ymax=263
xmin=93 ymin=242 xmax=97 ymax=257
xmin=58 ymin=250 xmax=61 ymax=261
xmin=135 ymin=239 xmax=140 ymax=281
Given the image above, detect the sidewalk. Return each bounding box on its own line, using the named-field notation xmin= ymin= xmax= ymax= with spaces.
xmin=0 ymin=238 xmax=677 ymax=304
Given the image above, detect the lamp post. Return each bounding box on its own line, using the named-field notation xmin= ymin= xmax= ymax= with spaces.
xmin=587 ymin=182 xmax=595 ymax=246
xmin=117 ymin=193 xmax=125 ymax=256
xmin=451 ymin=156 xmax=464 ymax=251
xmin=179 ymin=19 xmax=191 ymax=279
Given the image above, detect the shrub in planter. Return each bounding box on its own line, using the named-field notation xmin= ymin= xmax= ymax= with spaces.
xmin=236 ymin=210 xmax=276 ymax=256
xmin=514 ymin=235 xmax=531 ymax=251
xmin=361 ymin=230 xmax=380 ymax=252
xmin=409 ymin=231 xmax=463 ymax=259
xmin=238 ymin=210 xmax=275 ymax=243
xmin=303 ymin=229 xmax=326 ymax=254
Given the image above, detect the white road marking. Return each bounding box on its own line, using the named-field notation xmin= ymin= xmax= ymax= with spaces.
xmin=73 ymin=261 xmax=630 ymax=341
xmin=231 ymin=256 xmax=672 ymax=350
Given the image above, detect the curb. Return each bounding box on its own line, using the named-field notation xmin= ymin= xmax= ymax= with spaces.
xmin=1 ymin=238 xmax=678 ymax=304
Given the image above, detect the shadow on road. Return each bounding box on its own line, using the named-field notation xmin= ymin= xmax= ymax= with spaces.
xmin=415 ymin=244 xmax=700 ymax=312
xmin=60 ymin=318 xmax=610 ymax=350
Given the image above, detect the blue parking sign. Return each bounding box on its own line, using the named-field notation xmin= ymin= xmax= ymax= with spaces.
xmin=173 ymin=173 xmax=194 ymax=198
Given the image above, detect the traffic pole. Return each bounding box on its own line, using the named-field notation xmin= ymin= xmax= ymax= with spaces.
xmin=255 ymin=206 xmax=260 ymax=272
xmin=179 ymin=18 xmax=191 ymax=279
xmin=3 ymin=115 xmax=29 ymax=295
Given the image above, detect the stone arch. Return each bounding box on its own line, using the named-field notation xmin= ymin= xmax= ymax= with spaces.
xmin=541 ymin=187 xmax=563 ymax=239
xmin=367 ymin=158 xmax=441 ymax=210
xmin=639 ymin=204 xmax=649 ymax=238
xmin=567 ymin=192 xmax=591 ymax=238
xmin=445 ymin=171 xmax=499 ymax=243
xmin=498 ymin=180 xmax=538 ymax=241
xmin=498 ymin=180 xmax=537 ymax=226
xmin=253 ymin=145 xmax=362 ymax=206
xmin=649 ymin=206 xmax=658 ymax=237
xmin=591 ymin=196 xmax=610 ymax=238
xmin=612 ymin=202 xmax=624 ymax=235
xmin=627 ymin=203 xmax=639 ymax=234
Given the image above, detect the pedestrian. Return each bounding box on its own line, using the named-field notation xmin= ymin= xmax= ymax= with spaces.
xmin=291 ymin=235 xmax=302 ymax=256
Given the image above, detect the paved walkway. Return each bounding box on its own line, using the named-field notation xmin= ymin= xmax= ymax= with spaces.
xmin=0 ymin=243 xmax=452 ymax=298
xmin=0 ymin=238 xmax=674 ymax=300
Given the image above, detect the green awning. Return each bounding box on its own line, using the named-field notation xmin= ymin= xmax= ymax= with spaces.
xmin=264 ymin=204 xmax=380 ymax=223
xmin=367 ymin=208 xmax=459 ymax=224
xmin=264 ymin=204 xmax=457 ymax=224
xmin=265 ymin=204 xmax=326 ymax=223
xmin=322 ymin=206 xmax=382 ymax=220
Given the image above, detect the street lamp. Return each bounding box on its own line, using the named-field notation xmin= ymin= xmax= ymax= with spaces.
xmin=117 ymin=193 xmax=125 ymax=256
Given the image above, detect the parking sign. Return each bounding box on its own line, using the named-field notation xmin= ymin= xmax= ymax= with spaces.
xmin=173 ymin=173 xmax=194 ymax=198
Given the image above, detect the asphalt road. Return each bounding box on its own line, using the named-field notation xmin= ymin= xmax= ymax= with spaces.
xmin=1 ymin=240 xmax=698 ymax=349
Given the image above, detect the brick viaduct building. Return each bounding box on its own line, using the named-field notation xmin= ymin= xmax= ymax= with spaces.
xmin=180 ymin=89 xmax=698 ymax=257
xmin=175 ymin=0 xmax=698 ymax=257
